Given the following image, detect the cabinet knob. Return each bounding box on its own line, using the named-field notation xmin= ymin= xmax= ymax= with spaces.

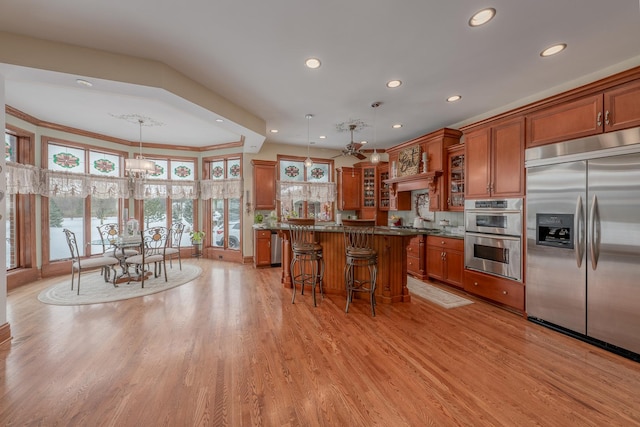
xmin=441 ymin=241 xmax=445 ymax=245
xmin=502 ymin=290 xmax=508 ymax=295
xmin=474 ymin=282 xmax=478 ymax=286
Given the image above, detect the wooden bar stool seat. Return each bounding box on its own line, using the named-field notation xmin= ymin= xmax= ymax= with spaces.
xmin=342 ymin=219 xmax=378 ymax=316
xmin=288 ymin=218 xmax=324 ymax=307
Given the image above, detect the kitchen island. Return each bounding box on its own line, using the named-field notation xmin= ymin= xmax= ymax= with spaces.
xmin=274 ymin=224 xmax=441 ymax=304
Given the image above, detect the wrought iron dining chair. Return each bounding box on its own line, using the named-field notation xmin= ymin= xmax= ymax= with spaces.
xmin=96 ymin=222 xmax=139 ymax=280
xmin=342 ymin=219 xmax=378 ymax=316
xmin=165 ymin=222 xmax=185 ymax=270
xmin=123 ymin=227 xmax=169 ymax=288
xmin=63 ymin=228 xmax=120 ymax=295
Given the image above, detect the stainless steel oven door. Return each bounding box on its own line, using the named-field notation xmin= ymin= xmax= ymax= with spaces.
xmin=465 ymin=232 xmax=522 ymax=281
xmin=465 ymin=210 xmax=522 ymax=236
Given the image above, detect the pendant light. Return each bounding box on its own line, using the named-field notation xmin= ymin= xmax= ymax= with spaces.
xmin=370 ymin=102 xmax=382 ymax=164
xmin=125 ymin=119 xmax=156 ymax=178
xmin=304 ymin=114 xmax=314 ymax=168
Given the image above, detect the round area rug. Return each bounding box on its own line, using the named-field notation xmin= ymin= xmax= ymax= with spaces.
xmin=38 ymin=263 xmax=202 ymax=306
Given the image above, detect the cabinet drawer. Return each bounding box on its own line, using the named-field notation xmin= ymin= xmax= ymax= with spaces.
xmin=426 ymin=236 xmax=464 ymax=252
xmin=256 ymin=230 xmax=271 ymax=239
xmin=464 ymin=270 xmax=524 ymax=311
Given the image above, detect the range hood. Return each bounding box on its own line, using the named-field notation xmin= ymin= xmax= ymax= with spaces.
xmin=383 ymin=170 xmax=442 ymax=192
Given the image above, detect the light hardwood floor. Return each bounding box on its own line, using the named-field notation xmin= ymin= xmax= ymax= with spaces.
xmin=1 ymin=258 xmax=640 ymax=426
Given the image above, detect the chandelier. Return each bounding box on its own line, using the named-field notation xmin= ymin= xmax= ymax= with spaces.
xmin=125 ymin=118 xmax=156 ymax=178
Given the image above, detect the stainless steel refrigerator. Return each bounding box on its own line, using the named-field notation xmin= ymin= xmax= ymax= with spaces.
xmin=526 ymin=128 xmax=640 ymax=358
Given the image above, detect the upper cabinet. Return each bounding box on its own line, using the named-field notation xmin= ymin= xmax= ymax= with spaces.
xmin=384 ymin=128 xmax=462 ymax=211
xmin=251 ymin=159 xmax=277 ymax=210
xmin=336 ymin=167 xmax=361 ymax=211
xmin=446 ymin=145 xmax=465 ymax=211
xmin=465 ymin=117 xmax=524 ymax=199
xmin=527 ymin=79 xmax=640 ymax=148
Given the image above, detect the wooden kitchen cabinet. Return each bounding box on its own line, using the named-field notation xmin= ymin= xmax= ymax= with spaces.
xmin=446 ymin=144 xmax=465 ymax=211
xmin=251 ymin=160 xmax=277 ymax=210
xmin=254 ymin=229 xmax=272 ymax=268
xmin=407 ymin=235 xmax=427 ymax=279
xmin=358 ymin=164 xmax=377 ymax=220
xmin=463 ymin=269 xmax=524 ymax=312
xmin=465 ymin=117 xmax=524 ymax=199
xmin=427 ymin=236 xmax=464 ymax=288
xmin=336 ymin=167 xmax=361 ymax=211
xmin=527 ymin=79 xmax=640 ymax=148
xmin=378 ymin=163 xmax=390 ymax=211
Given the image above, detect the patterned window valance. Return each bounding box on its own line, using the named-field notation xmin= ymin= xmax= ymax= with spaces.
xmin=41 ymin=170 xmax=130 ymax=199
xmin=276 ymin=181 xmax=336 ymax=205
xmin=199 ymin=179 xmax=243 ymax=200
xmin=5 ymin=162 xmax=41 ymax=195
xmin=132 ymin=179 xmax=199 ymax=200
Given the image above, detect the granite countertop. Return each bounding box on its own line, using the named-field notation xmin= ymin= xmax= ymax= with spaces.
xmin=254 ymin=223 xmax=464 ymax=239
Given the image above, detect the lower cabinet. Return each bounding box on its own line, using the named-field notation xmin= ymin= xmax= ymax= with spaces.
xmin=426 ymin=236 xmax=463 ymax=288
xmin=407 ymin=235 xmax=426 ymax=279
xmin=463 ymin=269 xmax=524 ymax=312
xmin=254 ymin=230 xmax=271 ymax=268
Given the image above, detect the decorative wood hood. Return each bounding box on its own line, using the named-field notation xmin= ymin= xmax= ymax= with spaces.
xmin=384 ymin=170 xmax=442 ymax=192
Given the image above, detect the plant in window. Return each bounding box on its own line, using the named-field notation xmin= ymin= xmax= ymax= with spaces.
xmin=189 ymin=230 xmax=205 ymax=244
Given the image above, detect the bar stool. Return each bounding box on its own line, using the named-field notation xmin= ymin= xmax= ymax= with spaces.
xmin=342 ymin=219 xmax=378 ymax=316
xmin=289 ymin=218 xmax=324 ymax=306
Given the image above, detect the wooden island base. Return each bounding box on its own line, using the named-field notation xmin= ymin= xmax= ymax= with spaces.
xmin=279 ymin=227 xmax=414 ymax=304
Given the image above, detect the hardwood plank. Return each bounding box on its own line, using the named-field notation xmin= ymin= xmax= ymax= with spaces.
xmin=1 ymin=259 xmax=640 ymax=425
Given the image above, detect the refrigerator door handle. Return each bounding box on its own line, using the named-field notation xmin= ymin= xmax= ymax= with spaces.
xmin=575 ymin=196 xmax=585 ymax=268
xmin=589 ymin=194 xmax=600 ymax=270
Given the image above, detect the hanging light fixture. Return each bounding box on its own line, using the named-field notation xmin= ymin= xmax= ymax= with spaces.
xmin=125 ymin=118 xmax=156 ymax=178
xmin=304 ymin=114 xmax=314 ymax=168
xmin=370 ymin=102 xmax=382 ymax=164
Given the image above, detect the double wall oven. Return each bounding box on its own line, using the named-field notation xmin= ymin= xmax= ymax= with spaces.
xmin=464 ymin=198 xmax=523 ymax=282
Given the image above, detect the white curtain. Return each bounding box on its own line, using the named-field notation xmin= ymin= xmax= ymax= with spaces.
xmin=132 ymin=179 xmax=198 ymax=200
xmin=5 ymin=162 xmax=41 ymax=195
xmin=276 ymin=181 xmax=336 ymax=205
xmin=200 ymin=179 xmax=243 ymax=200
xmin=40 ymin=170 xmax=130 ymax=199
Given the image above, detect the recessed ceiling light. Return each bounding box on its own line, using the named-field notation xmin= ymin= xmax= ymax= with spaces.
xmin=469 ymin=8 xmax=496 ymax=27
xmin=270 ymin=129 xmax=278 ymax=133
xmin=540 ymin=43 xmax=567 ymax=57
xmin=305 ymin=58 xmax=321 ymax=69
xmin=447 ymin=95 xmax=462 ymax=102
xmin=319 ymin=135 xmax=326 ymax=139
xmin=215 ymin=118 xmax=224 ymax=123
xmin=76 ymin=78 xmax=93 ymax=87
xmin=392 ymin=123 xmax=403 ymax=129
xmin=360 ymin=140 xmax=368 ymax=144
xmin=386 ymin=80 xmax=402 ymax=88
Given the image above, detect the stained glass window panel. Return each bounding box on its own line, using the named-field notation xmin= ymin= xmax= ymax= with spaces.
xmin=280 ymin=160 xmax=304 ymax=182
xmin=227 ymin=158 xmax=241 ymax=179
xmin=148 ymin=159 xmax=168 ymax=180
xmin=172 ymin=160 xmax=195 ymax=180
xmin=307 ymin=163 xmax=329 ymax=182
xmin=48 ymin=145 xmax=85 ymax=172
xmin=89 ymin=151 xmax=120 ymax=176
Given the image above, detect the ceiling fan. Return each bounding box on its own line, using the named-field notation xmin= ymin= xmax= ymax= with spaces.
xmin=333 ymin=124 xmax=367 ymax=160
